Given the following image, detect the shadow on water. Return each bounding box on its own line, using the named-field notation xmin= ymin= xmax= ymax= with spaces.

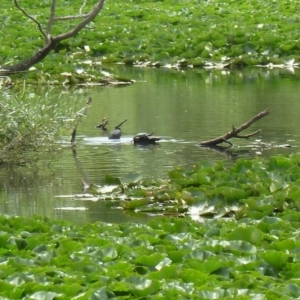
xmin=1 ymin=66 xmax=300 ymax=224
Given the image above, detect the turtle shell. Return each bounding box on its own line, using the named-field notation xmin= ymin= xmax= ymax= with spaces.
xmin=134 ymin=132 xmax=152 ymax=138
xmin=133 ymin=132 xmax=160 ymax=144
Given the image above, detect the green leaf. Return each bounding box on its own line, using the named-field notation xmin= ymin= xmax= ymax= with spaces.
xmin=215 ymin=186 xmax=250 ymax=202
xmin=104 ymin=174 xmax=121 ymax=185
xmin=225 ymin=240 xmax=257 ymax=254
xmin=126 ymin=277 xmax=161 ymax=297
xmin=285 ymin=283 xmax=299 ymax=297
xmin=227 ymin=226 xmax=264 ymax=244
xmin=134 ymin=253 xmax=166 ymax=269
xmin=262 ymin=251 xmax=289 ymax=270
xmin=26 ymin=291 xmax=62 ymax=300
xmin=242 ymin=42 xmax=257 ymax=54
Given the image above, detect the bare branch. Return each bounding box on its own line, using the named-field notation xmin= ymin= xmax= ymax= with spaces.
xmin=1 ymin=0 xmax=105 ymax=75
xmin=46 ymin=0 xmax=56 ymax=37
xmin=79 ymin=0 xmax=88 ymax=14
xmin=14 ymin=0 xmax=47 ymax=40
xmin=236 ymin=130 xmax=261 ymax=139
xmin=199 ymin=109 xmax=270 ymax=146
xmin=54 ymin=14 xmax=90 ymax=21
xmin=53 ymin=0 xmax=94 ymax=21
xmin=53 ymin=0 xmax=105 ymax=42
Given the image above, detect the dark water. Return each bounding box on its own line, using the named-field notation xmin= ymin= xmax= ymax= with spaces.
xmin=1 ymin=66 xmax=300 ymax=225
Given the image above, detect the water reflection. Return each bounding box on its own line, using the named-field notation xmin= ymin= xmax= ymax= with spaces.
xmin=1 ymin=67 xmax=300 ymax=225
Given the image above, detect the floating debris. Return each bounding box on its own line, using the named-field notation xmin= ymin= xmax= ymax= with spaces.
xmin=54 ymin=207 xmax=88 ymax=211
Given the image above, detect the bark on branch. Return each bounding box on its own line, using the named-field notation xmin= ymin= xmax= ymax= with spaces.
xmin=0 ymin=0 xmax=105 ymax=76
xmin=199 ymin=109 xmax=270 ymax=147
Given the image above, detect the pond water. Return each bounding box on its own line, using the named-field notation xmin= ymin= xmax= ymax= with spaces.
xmin=1 ymin=66 xmax=300 ymax=225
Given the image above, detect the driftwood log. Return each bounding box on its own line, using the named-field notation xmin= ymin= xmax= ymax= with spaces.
xmin=199 ymin=109 xmax=270 ymax=147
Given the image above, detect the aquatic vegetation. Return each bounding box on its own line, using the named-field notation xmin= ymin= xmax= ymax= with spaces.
xmin=2 ymin=209 xmax=300 ymax=298
xmin=1 ymin=0 xmax=300 ymax=85
xmin=81 ymin=153 xmax=300 ymax=221
xmin=0 ymin=89 xmax=86 ymax=165
xmin=3 ymin=134 xmax=300 ymax=297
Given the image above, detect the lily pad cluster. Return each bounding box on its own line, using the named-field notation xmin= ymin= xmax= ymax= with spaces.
xmin=1 ymin=0 xmax=300 ymax=84
xmin=2 ymin=212 xmax=300 ymax=298
xmin=97 ymin=0 xmax=300 ymax=68
xmin=84 ymin=153 xmax=300 ymax=220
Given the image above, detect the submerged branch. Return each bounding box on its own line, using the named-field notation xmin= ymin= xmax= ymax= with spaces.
xmin=199 ymin=109 xmax=270 ymax=147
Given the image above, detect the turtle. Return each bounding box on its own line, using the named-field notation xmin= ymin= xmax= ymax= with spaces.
xmin=133 ymin=132 xmax=161 ymax=145
xmin=108 ymin=119 xmax=127 ymax=140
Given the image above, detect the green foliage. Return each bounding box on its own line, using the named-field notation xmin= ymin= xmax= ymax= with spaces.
xmin=0 ymin=89 xmax=86 ymax=165
xmin=1 ymin=0 xmax=300 ymax=83
xmin=84 ymin=154 xmax=300 ymax=220
xmin=1 ymin=213 xmax=300 ymax=298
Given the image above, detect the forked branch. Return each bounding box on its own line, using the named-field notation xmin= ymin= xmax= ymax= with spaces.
xmin=0 ymin=0 xmax=105 ymax=75
xmin=199 ymin=109 xmax=270 ymax=147
xmin=14 ymin=0 xmax=47 ymax=40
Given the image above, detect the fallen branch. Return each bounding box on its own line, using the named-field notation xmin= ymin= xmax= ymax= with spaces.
xmin=199 ymin=108 xmax=270 ymax=147
xmin=95 ymin=117 xmax=109 ymax=130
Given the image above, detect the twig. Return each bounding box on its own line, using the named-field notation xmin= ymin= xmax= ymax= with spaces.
xmin=46 ymin=0 xmax=56 ymax=37
xmin=54 ymin=0 xmax=104 ymax=41
xmin=70 ymin=96 xmax=92 ymax=145
xmin=79 ymin=0 xmax=87 ymax=14
xmin=14 ymin=0 xmax=47 ymax=40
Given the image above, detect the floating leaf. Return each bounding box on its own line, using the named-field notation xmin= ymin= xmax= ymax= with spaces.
xmin=126 ymin=277 xmax=161 ymax=297
xmin=104 ymin=174 xmax=121 ymax=185
xmin=227 ymin=226 xmax=264 ymax=244
xmin=215 ymin=186 xmax=250 ymax=202
xmin=242 ymin=42 xmax=257 ymax=54
xmin=262 ymin=251 xmax=289 ymax=270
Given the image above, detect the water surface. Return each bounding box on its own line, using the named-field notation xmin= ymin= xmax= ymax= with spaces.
xmin=1 ymin=67 xmax=300 ymax=224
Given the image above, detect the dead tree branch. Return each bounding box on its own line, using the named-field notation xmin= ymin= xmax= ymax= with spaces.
xmin=80 ymin=0 xmax=88 ymax=14
xmin=46 ymin=0 xmax=56 ymax=37
xmin=54 ymin=14 xmax=90 ymax=21
xmin=199 ymin=109 xmax=270 ymax=147
xmin=14 ymin=0 xmax=47 ymax=40
xmin=0 ymin=0 xmax=105 ymax=75
xmin=96 ymin=117 xmax=109 ymax=130
xmin=71 ymin=96 xmax=92 ymax=145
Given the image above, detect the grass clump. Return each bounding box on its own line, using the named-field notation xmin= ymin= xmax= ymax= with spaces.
xmin=0 ymin=89 xmax=85 ymax=165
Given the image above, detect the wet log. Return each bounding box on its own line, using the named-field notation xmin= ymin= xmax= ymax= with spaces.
xmin=199 ymin=108 xmax=270 ymax=147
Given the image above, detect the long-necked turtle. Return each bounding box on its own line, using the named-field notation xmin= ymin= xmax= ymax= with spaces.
xmin=133 ymin=132 xmax=161 ymax=145
xmin=108 ymin=119 xmax=127 ymax=139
